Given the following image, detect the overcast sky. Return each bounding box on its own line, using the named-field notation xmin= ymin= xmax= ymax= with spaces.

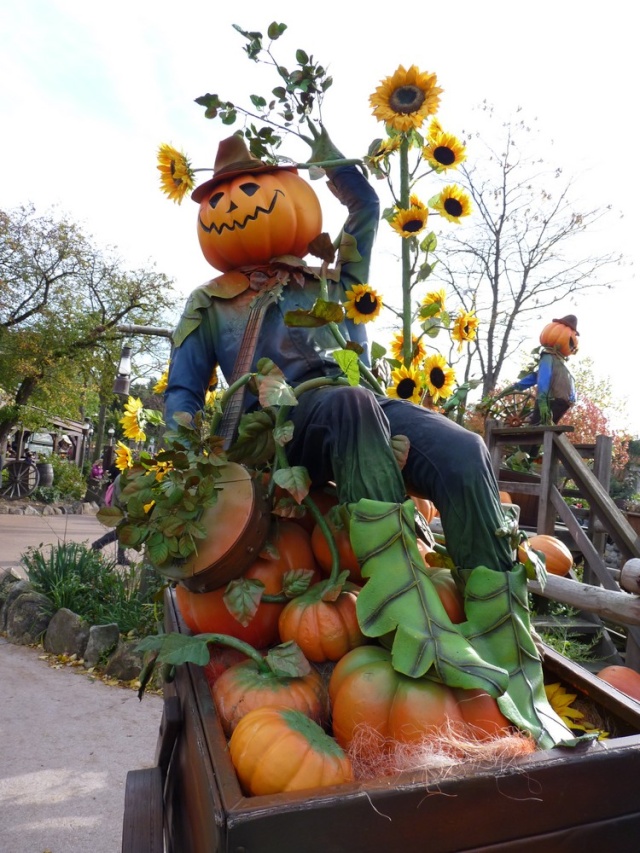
xmin=1 ymin=0 xmax=638 ymax=431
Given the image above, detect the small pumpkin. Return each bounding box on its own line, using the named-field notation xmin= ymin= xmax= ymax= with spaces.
xmin=596 ymin=665 xmax=640 ymax=703
xmin=278 ymin=584 xmax=366 ymax=662
xmin=518 ymin=534 xmax=573 ymax=576
xmin=499 ymin=491 xmax=513 ymax=504
xmin=329 ymin=646 xmax=510 ymax=750
xmin=211 ymin=658 xmax=329 ymax=737
xmin=539 ymin=320 xmax=579 ymax=357
xmin=196 ymin=168 xmax=322 ymax=272
xmin=228 ymin=706 xmax=353 ymax=796
xmin=410 ymin=495 xmax=439 ymax=523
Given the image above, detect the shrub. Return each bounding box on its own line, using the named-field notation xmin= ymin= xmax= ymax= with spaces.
xmin=23 ymin=542 xmax=164 ymax=636
xmin=32 ymin=454 xmax=88 ymax=503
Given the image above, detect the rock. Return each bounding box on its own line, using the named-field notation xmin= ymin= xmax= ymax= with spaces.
xmin=0 ymin=579 xmax=33 ymax=632
xmin=44 ymin=607 xmax=90 ymax=657
xmin=0 ymin=568 xmax=22 ymax=608
xmin=84 ymin=623 xmax=120 ymax=667
xmin=5 ymin=590 xmax=54 ymax=645
xmin=104 ymin=638 xmax=145 ymax=682
xmin=23 ymin=505 xmax=41 ymax=516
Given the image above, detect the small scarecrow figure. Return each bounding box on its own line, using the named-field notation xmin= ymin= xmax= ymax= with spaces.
xmin=506 ymin=315 xmax=579 ymax=426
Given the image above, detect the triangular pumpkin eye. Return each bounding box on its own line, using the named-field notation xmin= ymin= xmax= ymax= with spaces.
xmin=239 ymin=182 xmax=260 ymax=196
xmin=208 ymin=192 xmax=224 ymax=209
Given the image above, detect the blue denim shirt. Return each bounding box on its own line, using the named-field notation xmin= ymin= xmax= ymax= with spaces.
xmin=164 ymin=166 xmax=380 ymax=428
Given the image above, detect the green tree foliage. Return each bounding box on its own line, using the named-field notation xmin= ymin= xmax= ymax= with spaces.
xmin=0 ymin=204 xmax=178 ymax=452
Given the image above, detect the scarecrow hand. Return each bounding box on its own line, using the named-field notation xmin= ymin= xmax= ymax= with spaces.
xmin=390 ymin=434 xmax=410 ymax=470
xmin=305 ymin=124 xmax=346 ymax=165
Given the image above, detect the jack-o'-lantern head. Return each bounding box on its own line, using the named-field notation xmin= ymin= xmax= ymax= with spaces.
xmin=539 ymin=314 xmax=579 ymax=357
xmin=192 ymin=135 xmax=322 ymax=272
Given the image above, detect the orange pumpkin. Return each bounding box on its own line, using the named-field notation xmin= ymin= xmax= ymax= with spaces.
xmin=596 ymin=665 xmax=640 ymax=703
xmin=518 ymin=534 xmax=573 ymax=576
xmin=228 ymin=706 xmax=353 ymax=795
xmin=329 ymin=646 xmax=510 ymax=750
xmin=196 ymin=169 xmax=322 ymax=272
xmin=175 ymin=521 xmax=320 ymax=648
xmin=311 ymin=513 xmax=362 ymax=584
xmin=539 ymin=321 xmax=579 ymax=357
xmin=278 ymin=585 xmax=367 ymax=662
xmin=499 ymin=491 xmax=512 ymax=504
xmin=410 ymin=495 xmax=439 ymax=523
xmin=211 ymin=658 xmax=330 ymax=736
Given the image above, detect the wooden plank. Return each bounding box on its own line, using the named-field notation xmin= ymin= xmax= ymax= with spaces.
xmin=121 ymin=767 xmax=164 ymax=853
xmin=528 ymin=573 xmax=640 ymax=627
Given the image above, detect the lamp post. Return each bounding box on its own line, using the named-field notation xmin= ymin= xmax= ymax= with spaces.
xmin=113 ymin=344 xmax=132 ymax=397
xmin=108 ymin=427 xmax=115 ymax=445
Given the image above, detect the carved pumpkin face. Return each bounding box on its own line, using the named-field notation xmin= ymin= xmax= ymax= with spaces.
xmin=196 ymin=169 xmax=322 ymax=272
xmin=539 ymin=321 xmax=579 ymax=357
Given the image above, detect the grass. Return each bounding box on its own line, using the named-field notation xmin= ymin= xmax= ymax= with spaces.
xmin=22 ymin=541 xmax=164 ymax=637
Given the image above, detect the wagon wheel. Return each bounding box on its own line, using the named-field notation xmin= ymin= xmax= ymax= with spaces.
xmin=0 ymin=460 xmax=40 ymax=499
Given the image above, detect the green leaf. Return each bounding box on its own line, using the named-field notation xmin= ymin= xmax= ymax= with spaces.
xmin=419 ymin=231 xmax=438 ymax=253
xmin=273 ymin=466 xmax=311 ymax=505
xmin=223 ymin=578 xmax=266 ymax=627
xmin=255 ymin=359 xmax=298 ymax=408
xmin=250 ymin=94 xmax=267 ymax=109
xmin=228 ymin=409 xmax=276 ymax=466
xmin=265 ymin=641 xmax=311 ymax=678
xmin=136 ymin=632 xmax=212 ymax=667
xmin=273 ymin=419 xmax=294 ymax=447
xmin=332 ymin=349 xmax=360 ymax=386
xmin=282 ymin=569 xmax=316 ymax=598
xmin=267 ymin=22 xmax=287 ymax=40
xmin=95 ymin=505 xmax=122 ymax=528
xmin=350 ymin=499 xmax=508 ymax=695
xmin=371 ymin=341 xmax=387 ymax=361
xmin=295 ymin=48 xmax=309 ymax=64
xmin=335 ymin=231 xmax=362 ymax=265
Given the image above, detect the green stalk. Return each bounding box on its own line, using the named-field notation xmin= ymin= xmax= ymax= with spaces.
xmin=399 ymin=136 xmax=412 ymax=368
xmin=198 ymin=632 xmax=271 ymax=673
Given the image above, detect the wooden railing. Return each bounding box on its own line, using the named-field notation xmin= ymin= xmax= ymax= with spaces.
xmin=485 ymin=421 xmax=640 ymax=669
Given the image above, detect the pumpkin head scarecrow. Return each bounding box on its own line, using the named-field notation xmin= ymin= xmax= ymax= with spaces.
xmin=192 ymin=135 xmax=323 ymax=272
xmin=509 ymin=315 xmax=579 ymax=426
xmin=163 ymin=132 xmax=575 ymax=750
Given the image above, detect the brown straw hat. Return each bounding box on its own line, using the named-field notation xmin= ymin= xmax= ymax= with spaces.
xmin=191 ymin=135 xmax=296 ymax=203
xmin=552 ymin=314 xmax=579 ymax=335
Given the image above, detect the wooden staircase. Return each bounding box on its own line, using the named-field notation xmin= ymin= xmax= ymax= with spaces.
xmin=485 ymin=421 xmax=640 ymax=670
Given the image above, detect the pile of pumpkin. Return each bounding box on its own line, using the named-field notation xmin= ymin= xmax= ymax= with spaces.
xmin=171 ymin=491 xmax=567 ymax=797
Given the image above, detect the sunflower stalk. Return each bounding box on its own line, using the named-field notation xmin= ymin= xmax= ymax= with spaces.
xmin=399 ymin=137 xmax=413 ymax=369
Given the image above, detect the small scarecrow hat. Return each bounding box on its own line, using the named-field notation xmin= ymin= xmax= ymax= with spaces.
xmin=552 ymin=314 xmax=579 ymax=335
xmin=191 ymin=135 xmax=296 ymax=203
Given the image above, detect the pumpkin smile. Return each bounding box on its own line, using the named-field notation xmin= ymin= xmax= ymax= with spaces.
xmin=198 ymin=188 xmax=284 ymax=235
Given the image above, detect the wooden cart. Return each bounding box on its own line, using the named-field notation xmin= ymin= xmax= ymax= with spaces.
xmin=122 ymin=588 xmax=640 ymax=853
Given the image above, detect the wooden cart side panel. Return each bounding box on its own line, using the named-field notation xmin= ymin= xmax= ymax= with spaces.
xmin=222 ymin=741 xmax=640 ymax=853
xmin=164 ymin=661 xmax=226 ymax=853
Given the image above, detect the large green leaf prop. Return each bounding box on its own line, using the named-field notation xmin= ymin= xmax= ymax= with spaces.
xmin=460 ymin=565 xmax=578 ymax=748
xmin=350 ymin=499 xmax=508 ymax=696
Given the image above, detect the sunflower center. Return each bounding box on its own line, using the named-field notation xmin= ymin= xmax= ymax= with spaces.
xmin=390 ymin=85 xmax=426 ymax=115
xmin=434 ymin=146 xmax=455 ymax=166
xmin=402 ymin=218 xmax=424 ymax=233
xmin=444 ymin=198 xmax=463 ymax=217
xmin=356 ymin=293 xmax=378 ymax=315
xmin=429 ymin=367 xmax=445 ymax=389
xmin=397 ymin=378 xmax=417 ymax=399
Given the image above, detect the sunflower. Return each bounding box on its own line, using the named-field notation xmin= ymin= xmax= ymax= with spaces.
xmin=422 ymin=288 xmax=446 ymax=314
xmin=422 ymin=353 xmax=456 ymax=403
xmin=121 ymin=397 xmax=147 ymax=442
xmin=425 ymin=118 xmax=444 ymax=140
xmin=344 ymin=283 xmax=383 ymax=324
xmin=423 ymin=130 xmax=466 ymax=172
xmin=148 ymin=460 xmax=173 ymax=482
xmin=153 ymin=367 xmax=169 ymax=395
xmin=431 ymin=185 xmax=472 ymax=223
xmin=369 ymin=65 xmax=443 ymax=133
xmin=389 ymin=331 xmax=426 ymax=365
xmin=451 ymin=310 xmax=480 ymax=351
xmin=545 ymin=683 xmax=608 ymax=738
xmin=114 ymin=441 xmax=133 ymax=472
xmin=366 ymin=136 xmax=402 ymax=169
xmin=390 ymin=204 xmax=429 ymax=238
xmin=387 ymin=364 xmax=423 ymax=404
xmin=157 ymin=143 xmax=195 ymax=204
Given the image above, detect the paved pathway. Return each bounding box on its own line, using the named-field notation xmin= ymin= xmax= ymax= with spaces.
xmin=0 ymin=513 xmax=163 ymax=853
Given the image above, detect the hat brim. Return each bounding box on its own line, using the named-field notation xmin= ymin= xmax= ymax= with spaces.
xmin=191 ymin=163 xmax=297 ymax=203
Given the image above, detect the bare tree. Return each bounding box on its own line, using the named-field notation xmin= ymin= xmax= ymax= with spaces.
xmin=434 ymin=110 xmax=623 ymax=397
